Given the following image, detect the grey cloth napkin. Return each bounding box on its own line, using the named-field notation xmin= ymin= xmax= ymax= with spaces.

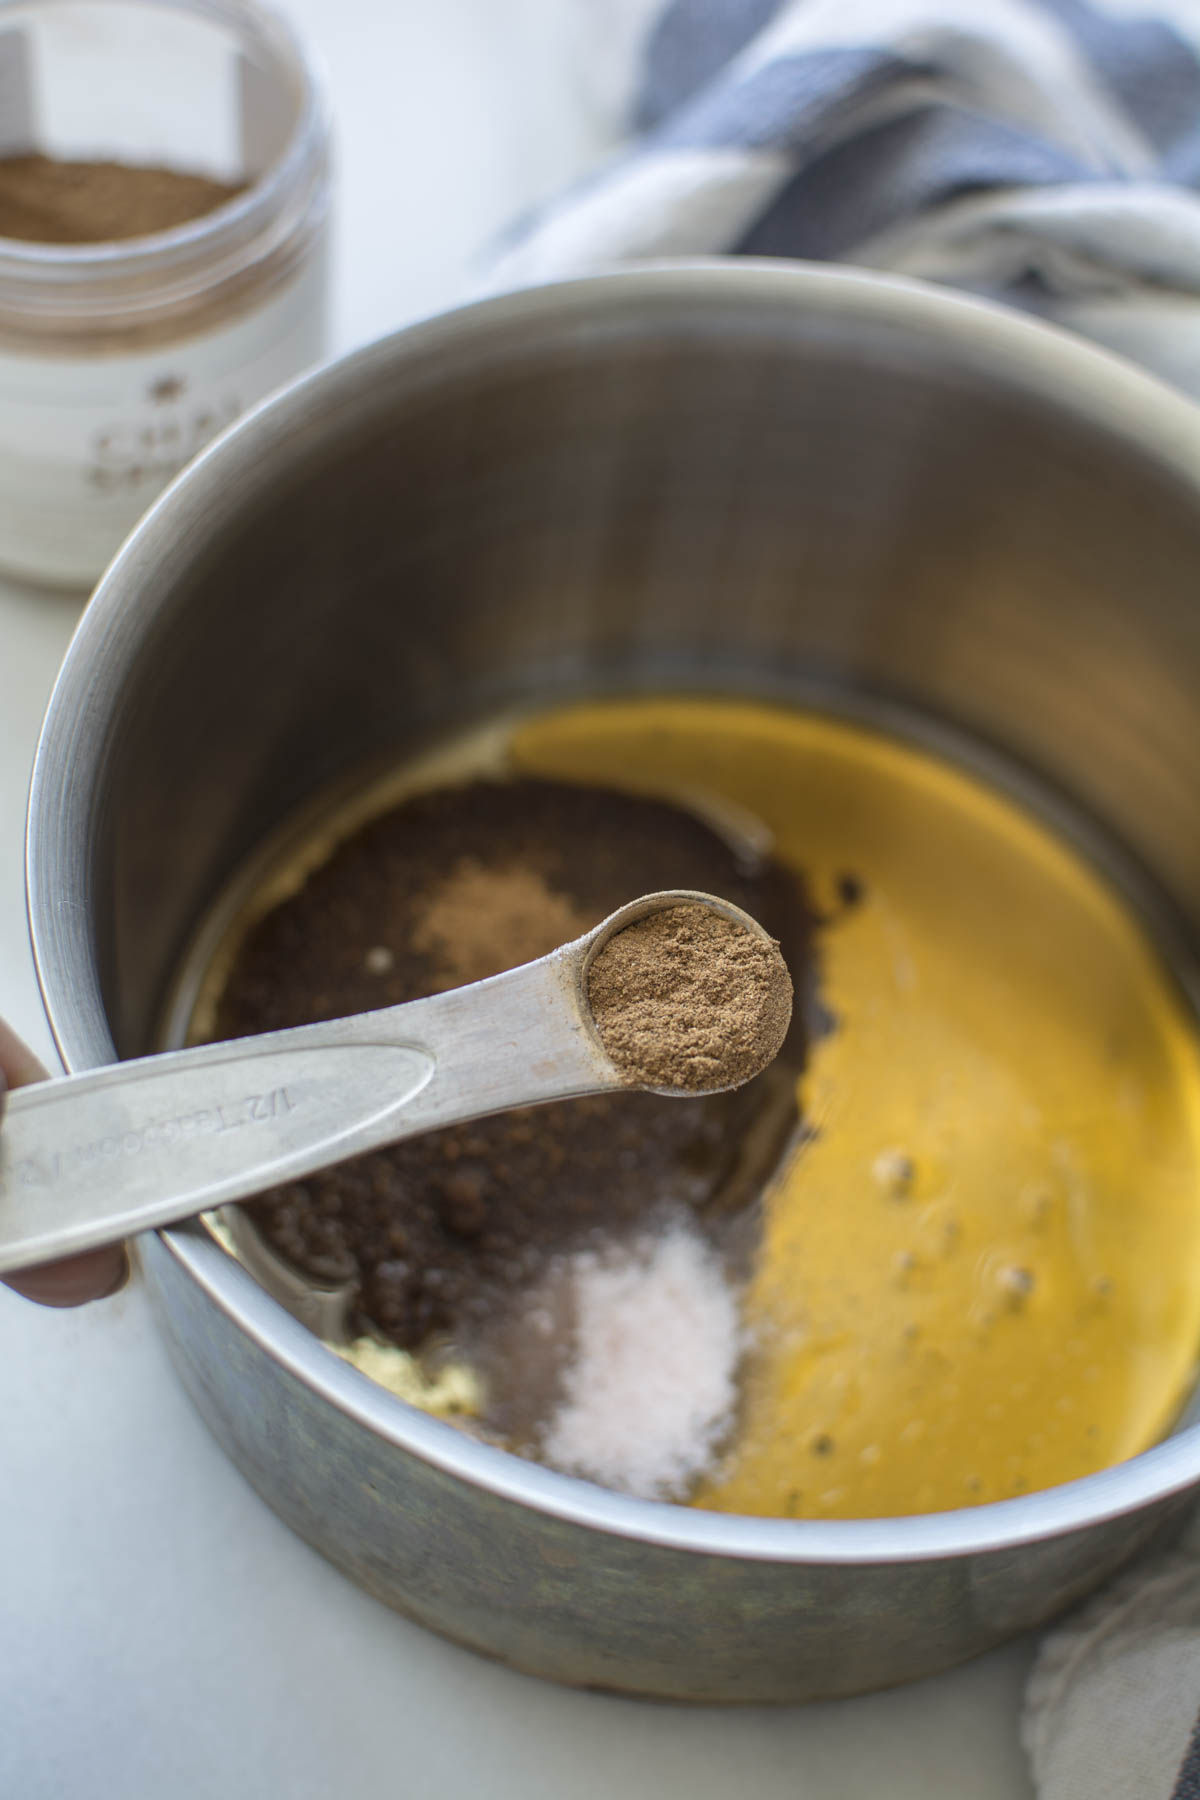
xmin=1024 ymin=1525 xmax=1200 ymax=1800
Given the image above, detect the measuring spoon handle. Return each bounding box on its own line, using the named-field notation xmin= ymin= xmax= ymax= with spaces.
xmin=0 ymin=947 xmax=613 ymax=1274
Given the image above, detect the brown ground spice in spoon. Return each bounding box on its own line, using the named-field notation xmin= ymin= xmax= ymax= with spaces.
xmin=588 ymin=904 xmax=793 ymax=1092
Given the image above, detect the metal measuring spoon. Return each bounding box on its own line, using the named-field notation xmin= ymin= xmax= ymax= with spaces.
xmin=0 ymin=891 xmax=783 ymax=1277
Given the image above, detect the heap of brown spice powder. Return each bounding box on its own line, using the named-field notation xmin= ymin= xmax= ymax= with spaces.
xmin=588 ymin=903 xmax=793 ymax=1092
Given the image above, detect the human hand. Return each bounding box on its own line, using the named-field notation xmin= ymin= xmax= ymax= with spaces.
xmin=0 ymin=1016 xmax=128 ymax=1306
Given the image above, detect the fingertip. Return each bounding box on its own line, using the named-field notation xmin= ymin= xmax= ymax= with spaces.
xmin=0 ymin=1017 xmax=50 ymax=1090
xmin=3 ymin=1244 xmax=129 ymax=1308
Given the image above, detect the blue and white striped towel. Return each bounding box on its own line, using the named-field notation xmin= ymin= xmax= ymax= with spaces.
xmin=488 ymin=0 xmax=1200 ymax=397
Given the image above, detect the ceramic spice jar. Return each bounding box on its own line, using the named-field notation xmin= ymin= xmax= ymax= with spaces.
xmin=0 ymin=0 xmax=331 ymax=588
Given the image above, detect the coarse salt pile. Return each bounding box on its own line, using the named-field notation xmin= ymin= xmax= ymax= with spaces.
xmin=539 ymin=1218 xmax=741 ymax=1502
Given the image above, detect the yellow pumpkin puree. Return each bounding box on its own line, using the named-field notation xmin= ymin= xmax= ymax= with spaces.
xmin=512 ymin=698 xmax=1200 ymax=1519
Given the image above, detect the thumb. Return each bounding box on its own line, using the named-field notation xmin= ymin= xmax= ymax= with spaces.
xmin=0 ymin=1016 xmax=129 ymax=1306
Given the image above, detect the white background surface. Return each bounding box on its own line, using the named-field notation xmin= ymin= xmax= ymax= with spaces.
xmin=0 ymin=3 xmax=1037 ymax=1794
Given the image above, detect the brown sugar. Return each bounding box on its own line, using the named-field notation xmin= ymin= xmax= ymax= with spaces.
xmin=213 ymin=779 xmax=817 ymax=1351
xmin=588 ymin=904 xmax=792 ymax=1092
xmin=0 ymin=154 xmax=243 ymax=244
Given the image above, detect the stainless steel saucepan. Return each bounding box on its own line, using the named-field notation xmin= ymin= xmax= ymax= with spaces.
xmin=24 ymin=262 xmax=1200 ymax=1702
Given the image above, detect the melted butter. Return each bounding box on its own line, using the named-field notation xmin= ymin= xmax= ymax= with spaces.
xmin=332 ymin=1338 xmax=484 ymax=1417
xmin=511 ymin=697 xmax=1200 ymax=1518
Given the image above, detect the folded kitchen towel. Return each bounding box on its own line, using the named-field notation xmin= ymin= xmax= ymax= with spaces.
xmin=1024 ymin=1531 xmax=1200 ymax=1800
xmin=488 ymin=0 xmax=1200 ymax=396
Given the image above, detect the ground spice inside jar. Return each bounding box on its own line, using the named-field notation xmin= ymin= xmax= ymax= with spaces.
xmin=213 ymin=778 xmax=817 ymax=1355
xmin=588 ymin=903 xmax=793 ymax=1092
xmin=0 ymin=154 xmax=243 ymax=242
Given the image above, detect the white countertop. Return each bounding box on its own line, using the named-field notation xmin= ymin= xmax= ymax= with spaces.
xmin=0 ymin=5 xmax=1037 ymax=1794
